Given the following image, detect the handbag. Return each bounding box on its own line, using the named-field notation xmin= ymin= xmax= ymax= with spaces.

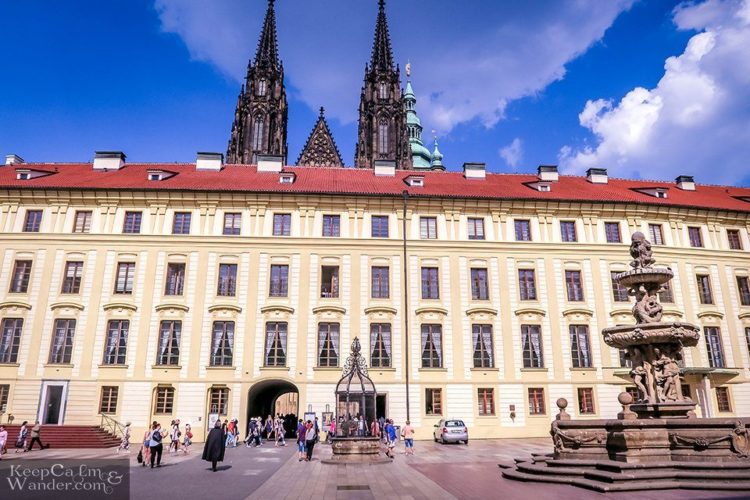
xmin=136 ymin=450 xmax=143 ymax=464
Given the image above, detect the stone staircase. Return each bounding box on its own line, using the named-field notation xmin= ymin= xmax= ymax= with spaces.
xmin=500 ymin=453 xmax=750 ymax=492
xmin=2 ymin=425 xmax=121 ymax=449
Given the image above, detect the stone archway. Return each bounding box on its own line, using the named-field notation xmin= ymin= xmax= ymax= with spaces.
xmin=246 ymin=379 xmax=299 ymax=437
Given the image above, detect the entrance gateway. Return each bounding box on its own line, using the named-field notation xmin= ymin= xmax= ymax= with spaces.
xmin=38 ymin=380 xmax=69 ymax=425
xmin=246 ymin=379 xmax=298 ymax=436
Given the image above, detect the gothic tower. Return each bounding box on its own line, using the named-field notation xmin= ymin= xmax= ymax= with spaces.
xmin=227 ymin=0 xmax=288 ymax=165
xmin=354 ymin=0 xmax=412 ymax=169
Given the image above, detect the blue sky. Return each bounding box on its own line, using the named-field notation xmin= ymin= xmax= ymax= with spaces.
xmin=1 ymin=0 xmax=749 ymax=185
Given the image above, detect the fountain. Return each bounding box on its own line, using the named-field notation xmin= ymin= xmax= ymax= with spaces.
xmin=502 ymin=232 xmax=750 ymax=491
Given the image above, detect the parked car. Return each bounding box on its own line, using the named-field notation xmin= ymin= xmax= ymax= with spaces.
xmin=433 ymin=419 xmax=468 ymax=444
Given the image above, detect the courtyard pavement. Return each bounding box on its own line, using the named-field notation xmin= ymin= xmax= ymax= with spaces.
xmin=2 ymin=439 xmax=748 ymax=499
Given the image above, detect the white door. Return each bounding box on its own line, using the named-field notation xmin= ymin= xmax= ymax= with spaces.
xmin=38 ymin=381 xmax=69 ymax=425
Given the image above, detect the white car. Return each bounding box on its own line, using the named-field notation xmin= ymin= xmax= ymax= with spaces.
xmin=433 ymin=419 xmax=468 ymax=444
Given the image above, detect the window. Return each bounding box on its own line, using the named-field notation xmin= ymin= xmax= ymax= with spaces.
xmin=378 ymin=120 xmax=389 ymax=155
xmin=515 ymin=219 xmax=531 ymax=241
xmin=570 ymin=325 xmax=592 ymax=368
xmin=560 ymin=221 xmax=577 ymax=242
xmin=371 ymin=266 xmax=389 ymax=299
xmin=611 ymin=271 xmax=629 ymax=302
xmin=528 ymin=388 xmax=546 ymax=415
xmin=269 ymin=264 xmax=289 ymax=297
xmin=421 ymin=267 xmax=439 ymax=299
xmin=378 ymin=82 xmax=388 ymax=99
xmin=317 ymin=323 xmax=340 ymax=367
xmin=157 ymin=321 xmax=181 ymax=366
xmin=619 ymin=349 xmax=632 ymax=368
xmin=321 ymin=266 xmax=339 ymax=298
xmin=370 ymin=323 xmax=391 ymax=368
xmin=737 ymin=276 xmax=750 ymax=306
xmin=172 ymin=212 xmax=192 ymax=235
xmin=209 ymin=387 xmax=229 ymax=415
xmin=217 ymin=263 xmax=237 ymax=297
xmin=518 ymin=269 xmax=537 ymax=301
xmin=210 ymin=321 xmax=234 ymax=366
xmin=420 ymin=217 xmax=437 ymax=239
xmin=565 ymin=270 xmax=584 ymax=302
xmin=252 ymin=115 xmax=264 ymax=152
xmin=0 ymin=318 xmax=23 ymax=364
xmin=478 ymin=388 xmax=495 ymax=415
xmin=696 ymin=274 xmax=713 ymax=304
xmin=0 ymin=384 xmax=9 ymax=412
xmin=73 ymin=211 xmax=92 ymax=233
xmin=61 ymin=261 xmax=83 ymax=294
xmin=114 ymin=262 xmax=135 ymax=294
xmin=705 ymin=327 xmax=725 ymax=368
xmin=9 ymin=260 xmax=32 ymax=293
xmin=577 ymin=388 xmax=595 ymax=414
xmin=102 ymin=320 xmax=128 ymax=365
xmin=273 ymin=213 xmax=291 ymax=236
xmin=23 ymin=210 xmax=43 ymax=232
xmin=154 ymin=387 xmax=174 ymax=414
xmin=264 ymin=322 xmax=287 ymax=367
xmin=470 ymin=268 xmax=489 ymax=300
xmin=716 ymin=387 xmax=732 ymax=412
xmin=371 ymin=215 xmax=389 ymax=238
xmin=659 ymin=280 xmax=674 ymax=303
xmin=648 ymin=223 xmax=664 ymax=245
xmin=49 ymin=319 xmax=75 ymax=364
xmin=625 ymin=386 xmax=640 ymax=401
xmin=322 ymin=215 xmax=340 ymax=237
xmin=746 ymin=328 xmax=750 ymax=358
xmin=223 ymin=213 xmax=241 ymax=235
xmin=425 ymin=388 xmax=442 ymax=415
xmin=468 ymin=218 xmax=485 ymax=240
xmin=521 ymin=324 xmax=543 ymax=368
xmin=99 ymin=386 xmax=119 ymax=414
xmin=421 ymin=324 xmax=442 ymax=368
xmin=688 ymin=226 xmax=703 ymax=248
xmin=256 ymin=79 xmax=267 ymax=96
xmin=604 ymin=222 xmax=621 ymax=243
xmin=472 ymin=324 xmax=493 ymax=368
xmin=727 ymin=229 xmax=743 ymax=250
xmin=165 ymin=263 xmax=185 ymax=296
xmin=123 ymin=212 xmax=142 ymax=234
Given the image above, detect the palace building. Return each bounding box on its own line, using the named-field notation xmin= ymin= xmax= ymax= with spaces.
xmin=1 ymin=1 xmax=750 ymax=441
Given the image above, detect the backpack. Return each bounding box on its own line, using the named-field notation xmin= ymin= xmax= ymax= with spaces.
xmin=152 ymin=430 xmax=162 ymax=443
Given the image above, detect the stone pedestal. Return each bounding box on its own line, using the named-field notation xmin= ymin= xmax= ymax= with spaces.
xmin=323 ymin=437 xmax=390 ymax=465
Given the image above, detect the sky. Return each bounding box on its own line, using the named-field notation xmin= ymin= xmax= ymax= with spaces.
xmin=1 ymin=0 xmax=749 ymax=186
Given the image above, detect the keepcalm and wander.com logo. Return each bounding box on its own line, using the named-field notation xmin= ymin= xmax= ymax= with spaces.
xmin=0 ymin=460 xmax=129 ymax=499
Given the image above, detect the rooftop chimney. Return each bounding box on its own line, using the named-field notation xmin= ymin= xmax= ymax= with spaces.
xmin=257 ymin=155 xmax=283 ymax=173
xmin=463 ymin=162 xmax=486 ymax=180
xmin=374 ymin=160 xmax=396 ymax=177
xmin=4 ymin=154 xmax=24 ymax=166
xmin=537 ymin=165 xmax=559 ymax=182
xmin=196 ymin=152 xmax=224 ymax=171
xmin=586 ymin=168 xmax=608 ymax=184
xmin=675 ymin=175 xmax=695 ymax=191
xmin=93 ymin=151 xmax=126 ymax=170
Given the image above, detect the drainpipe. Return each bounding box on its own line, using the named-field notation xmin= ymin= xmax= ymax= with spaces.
xmin=402 ymin=190 xmax=411 ymax=422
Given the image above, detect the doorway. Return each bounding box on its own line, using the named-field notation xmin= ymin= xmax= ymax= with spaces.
xmin=246 ymin=379 xmax=299 ymax=437
xmin=38 ymin=381 xmax=69 ymax=425
xmin=376 ymin=394 xmax=387 ymax=419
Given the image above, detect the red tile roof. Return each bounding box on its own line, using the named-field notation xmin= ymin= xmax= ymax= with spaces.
xmin=1 ymin=163 xmax=750 ymax=213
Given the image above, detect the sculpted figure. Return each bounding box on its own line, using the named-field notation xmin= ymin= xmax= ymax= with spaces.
xmin=629 ymin=232 xmax=655 ymax=269
xmin=633 ymin=287 xmax=663 ymax=324
xmin=653 ymin=348 xmax=680 ymax=402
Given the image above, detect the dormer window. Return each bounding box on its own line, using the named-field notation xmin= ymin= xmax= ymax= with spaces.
xmin=147 ymin=169 xmax=175 ymax=182
xmin=405 ymin=175 xmax=424 ymax=187
xmin=633 ymin=187 xmax=669 ymax=199
xmin=524 ymin=181 xmax=552 ymax=192
xmin=279 ymin=173 xmax=295 ymax=184
xmin=538 ymin=183 xmax=551 ymax=192
xmin=655 ymin=189 xmax=667 ymax=199
xmin=17 ymin=171 xmax=30 ymax=180
xmin=15 ymin=168 xmax=54 ymax=180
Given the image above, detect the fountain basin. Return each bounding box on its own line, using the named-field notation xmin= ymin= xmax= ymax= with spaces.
xmin=616 ymin=267 xmax=673 ymax=288
xmin=602 ymin=322 xmax=700 ymax=349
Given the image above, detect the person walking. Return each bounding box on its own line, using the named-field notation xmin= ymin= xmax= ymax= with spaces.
xmin=327 ymin=418 xmax=336 ymax=443
xmin=182 ymin=423 xmax=192 ymax=454
xmin=264 ymin=415 xmax=273 ymax=440
xmin=149 ymin=422 xmax=166 ymax=468
xmin=0 ymin=425 xmax=8 ymax=459
xmin=370 ymin=418 xmax=380 ymax=440
xmin=26 ymin=421 xmax=48 ymax=451
xmin=15 ymin=421 xmax=28 ymax=453
xmin=225 ymin=419 xmax=235 ymax=448
xmin=384 ymin=419 xmax=397 ymax=459
xmin=378 ymin=416 xmax=386 ymax=442
xmin=140 ymin=427 xmax=152 ymax=467
xmin=304 ymin=420 xmax=316 ymax=461
xmin=296 ymin=419 xmax=306 ymax=461
xmin=202 ymin=421 xmax=226 ymax=472
xmin=117 ymin=422 xmax=131 ymax=453
xmin=401 ymin=421 xmax=415 ymax=456
xmin=169 ymin=420 xmax=181 ymax=453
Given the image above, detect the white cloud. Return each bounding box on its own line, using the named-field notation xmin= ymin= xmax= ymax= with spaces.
xmin=153 ymin=0 xmax=633 ymax=131
xmin=499 ymin=138 xmax=524 ymax=168
xmin=560 ymin=0 xmax=750 ymax=185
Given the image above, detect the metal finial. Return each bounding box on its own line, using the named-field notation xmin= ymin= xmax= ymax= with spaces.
xmin=319 ymin=106 xmax=325 ymax=117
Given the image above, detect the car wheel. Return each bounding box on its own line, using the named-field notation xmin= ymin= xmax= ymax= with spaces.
xmin=433 ymin=435 xmax=438 ymax=442
xmin=464 ymin=439 xmax=469 ymax=445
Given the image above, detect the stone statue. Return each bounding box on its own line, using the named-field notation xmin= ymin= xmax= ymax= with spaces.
xmin=629 ymin=231 xmax=655 ymax=269
xmin=653 ymin=347 xmax=682 ymax=402
xmin=633 ymin=284 xmax=663 ymax=323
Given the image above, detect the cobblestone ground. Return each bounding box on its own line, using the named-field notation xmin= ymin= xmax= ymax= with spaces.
xmin=2 ymin=439 xmax=747 ymax=499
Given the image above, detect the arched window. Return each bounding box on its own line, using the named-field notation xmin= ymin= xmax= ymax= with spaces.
xmin=252 ymin=115 xmax=264 ymax=152
xmin=379 ymin=82 xmax=388 ymax=100
xmin=378 ymin=119 xmax=389 ymax=156
xmin=257 ymin=79 xmax=267 ymax=97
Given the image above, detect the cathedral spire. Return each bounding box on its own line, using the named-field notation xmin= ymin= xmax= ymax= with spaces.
xmin=297 ymin=107 xmax=344 ymax=167
xmin=370 ymin=0 xmax=394 ymax=72
xmin=254 ymin=0 xmax=280 ymax=69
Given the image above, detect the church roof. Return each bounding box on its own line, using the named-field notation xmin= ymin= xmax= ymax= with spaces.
xmin=296 ymin=108 xmax=344 ymax=167
xmin=2 ymin=162 xmax=749 ymax=214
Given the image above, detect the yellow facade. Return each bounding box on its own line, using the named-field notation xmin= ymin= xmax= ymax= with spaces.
xmin=1 ymin=185 xmax=750 ymax=441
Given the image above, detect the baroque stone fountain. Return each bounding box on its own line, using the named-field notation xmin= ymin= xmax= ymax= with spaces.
xmin=502 ymin=232 xmax=750 ymax=491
